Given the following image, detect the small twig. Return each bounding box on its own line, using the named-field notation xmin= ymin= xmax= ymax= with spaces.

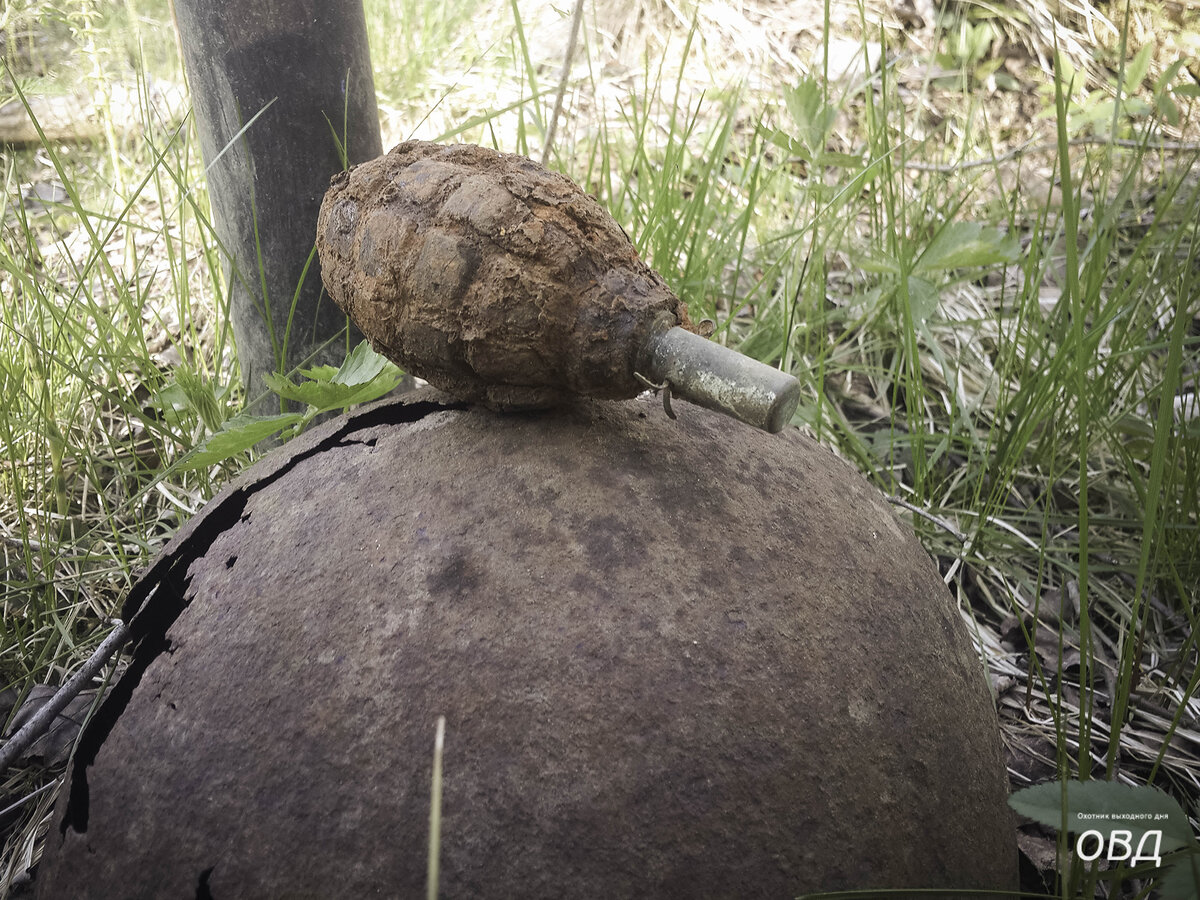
xmin=887 ymin=497 xmax=977 ymax=586
xmin=1 ymin=533 xmax=43 ymax=552
xmin=0 ymin=619 xmax=130 ymax=778
xmin=541 ymin=0 xmax=586 ymax=166
xmin=1065 ymin=136 xmax=1200 ymax=152
xmin=902 ymin=138 xmax=1041 ymax=173
xmin=886 ymin=495 xmax=968 ymax=543
xmin=0 ymin=780 xmax=59 ymax=820
xmin=901 ymin=135 xmax=1200 ymax=174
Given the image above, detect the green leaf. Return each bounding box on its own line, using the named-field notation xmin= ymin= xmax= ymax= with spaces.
xmin=1155 ymin=850 xmax=1200 ymax=900
xmin=915 ymin=221 xmax=1019 ymax=274
xmin=263 ymin=372 xmax=351 ymax=410
xmin=1058 ymin=55 xmax=1078 ymax=93
xmin=783 ymin=76 xmax=836 ymax=157
xmin=1008 ymin=780 xmax=1196 ymax=854
xmin=150 ymin=381 xmax=191 ymax=427
xmin=176 ymin=413 xmax=303 ymax=470
xmin=906 ymin=275 xmax=939 ymax=325
xmin=764 ymin=128 xmax=812 ymax=163
xmin=855 ymin=247 xmax=901 ymax=276
xmin=1153 ymin=60 xmax=1190 ymax=128
xmin=974 ymin=57 xmax=1004 ymax=81
xmin=264 ymin=342 xmax=403 ymax=413
xmin=331 ymin=370 xmax=405 ymax=408
xmin=814 ymin=151 xmax=867 ymax=169
xmin=1069 ymin=94 xmax=1118 ymax=136
xmin=1123 ymin=44 xmax=1153 ymax=97
xmin=161 ymin=368 xmax=228 ymax=432
xmin=298 ymin=364 xmax=340 ymax=382
xmin=993 ymin=70 xmax=1022 ymax=92
xmin=959 ymin=21 xmax=996 ymax=65
xmin=332 ymin=340 xmax=395 ymax=386
xmin=1157 ymin=92 xmax=1180 ymax=128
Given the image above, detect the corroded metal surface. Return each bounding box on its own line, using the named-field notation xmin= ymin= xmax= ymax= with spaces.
xmin=317 ymin=141 xmax=694 ymax=410
xmin=639 ymin=325 xmax=801 ymax=432
xmin=36 ymin=395 xmax=1017 ymax=898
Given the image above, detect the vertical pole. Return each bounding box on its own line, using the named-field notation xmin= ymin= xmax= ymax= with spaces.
xmin=172 ymin=0 xmax=382 ymax=414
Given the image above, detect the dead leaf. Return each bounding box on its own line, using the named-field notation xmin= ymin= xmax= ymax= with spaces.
xmin=3 ymin=684 xmax=97 ymax=769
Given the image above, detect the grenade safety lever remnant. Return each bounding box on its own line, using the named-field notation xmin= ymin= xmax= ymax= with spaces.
xmin=316 ymin=140 xmax=801 ymax=433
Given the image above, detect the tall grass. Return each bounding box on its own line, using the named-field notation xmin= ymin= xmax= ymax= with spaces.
xmin=1 ymin=2 xmax=236 ymax=705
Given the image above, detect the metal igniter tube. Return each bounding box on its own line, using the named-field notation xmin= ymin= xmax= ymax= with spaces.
xmin=637 ymin=325 xmax=802 ymax=433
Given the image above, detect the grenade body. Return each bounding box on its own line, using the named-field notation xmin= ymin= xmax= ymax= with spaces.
xmin=317 ymin=141 xmax=692 ymax=410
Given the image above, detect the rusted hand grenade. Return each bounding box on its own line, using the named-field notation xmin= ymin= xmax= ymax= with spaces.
xmin=316 ymin=141 xmax=799 ymax=432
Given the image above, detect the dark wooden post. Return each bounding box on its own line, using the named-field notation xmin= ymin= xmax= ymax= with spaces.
xmin=172 ymin=0 xmax=382 ymax=413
